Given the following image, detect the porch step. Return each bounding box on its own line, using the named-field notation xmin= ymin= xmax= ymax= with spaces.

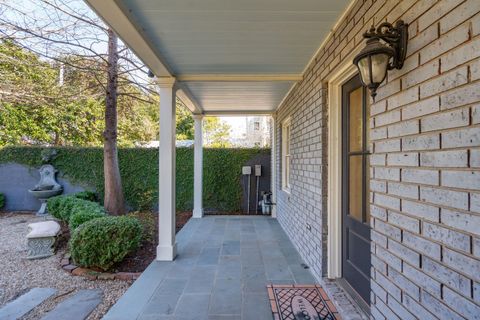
xmin=41 ymin=289 xmax=103 ymax=320
xmin=0 ymin=287 xmax=57 ymax=320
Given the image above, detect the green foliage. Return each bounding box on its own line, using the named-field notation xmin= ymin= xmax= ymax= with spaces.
xmin=73 ymin=191 xmax=98 ymax=202
xmin=69 ymin=210 xmax=104 ymax=231
xmin=0 ymin=193 xmax=4 ymax=209
xmin=1 ymin=146 xmax=270 ymax=212
xmin=47 ymin=195 xmax=78 ymax=221
xmin=70 ymin=216 xmax=142 ymax=271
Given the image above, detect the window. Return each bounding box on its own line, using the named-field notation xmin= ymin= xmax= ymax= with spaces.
xmin=282 ymin=118 xmax=291 ymax=192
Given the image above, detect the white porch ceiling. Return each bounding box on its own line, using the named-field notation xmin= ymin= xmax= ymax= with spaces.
xmin=87 ymin=0 xmax=352 ymax=114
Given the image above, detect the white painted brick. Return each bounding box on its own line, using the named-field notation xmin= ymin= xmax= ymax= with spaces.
xmin=423 ymin=256 xmax=472 ymax=297
xmin=375 ymin=296 xmax=400 ymax=320
xmin=421 ymin=290 xmax=463 ymax=320
xmin=402 ymin=133 xmax=440 ymax=151
xmin=389 ymin=267 xmax=420 ymax=300
xmin=418 ymin=0 xmax=464 ymax=31
xmin=443 ymin=286 xmax=480 ymax=320
xmin=375 ymin=110 xmax=400 ymax=127
xmin=406 ymin=23 xmax=438 ymax=56
xmin=420 ymin=23 xmax=469 ymax=64
xmin=441 ymin=208 xmax=480 ymax=236
xmin=375 ymin=219 xmax=401 ymax=241
xmin=376 ymin=246 xmax=402 ymax=271
xmin=388 ymin=85 xmax=418 ymax=110
xmin=371 ymin=278 xmax=387 ymax=302
xmin=388 ymin=239 xmax=421 ymax=267
xmin=386 ymin=296 xmax=416 ymax=320
xmin=403 ymin=231 xmax=441 ymax=259
xmin=472 ymin=193 xmax=480 ymax=213
xmin=440 ymin=81 xmax=480 ymax=110
xmin=403 ymin=263 xmax=441 ymax=297
xmin=376 ymin=79 xmax=401 ymax=102
xmin=371 ymin=180 xmax=387 ymax=193
xmin=473 ymin=104 xmax=480 ymax=124
xmin=472 ymin=149 xmax=480 ymax=168
xmin=403 ymin=60 xmax=439 ymax=88
xmin=388 ymin=210 xmax=420 ymax=232
xmin=420 ymin=150 xmax=468 ymax=167
xmin=371 ymin=127 xmax=387 ymax=141
xmin=420 ymin=186 xmax=469 ymax=210
xmin=387 ymin=152 xmax=418 ymax=167
xmin=420 ymin=108 xmax=469 ymax=132
xmin=374 ymin=167 xmax=400 ymax=181
xmin=371 ymin=305 xmax=386 ymax=320
xmin=371 ymin=99 xmax=387 ymax=116
xmin=475 ymin=237 xmax=480 ymax=258
xmin=402 ymin=96 xmax=440 ymax=120
xmin=420 ymin=66 xmax=468 ymax=99
xmin=372 ymin=229 xmax=388 ymax=248
xmin=402 ymin=199 xmax=439 ymax=222
xmin=388 ymin=182 xmax=419 ymax=199
xmin=370 ymin=154 xmax=386 ymax=166
xmin=475 ymin=281 xmax=480 ymax=303
xmin=375 ymin=139 xmax=400 ymax=153
xmin=387 ymin=120 xmax=419 ymax=138
xmin=402 ymin=168 xmax=439 ymax=185
xmin=439 ymin=0 xmax=480 ymax=34
xmin=423 ymin=221 xmax=471 ymax=252
xmin=471 ymin=59 xmax=480 ymax=82
xmin=473 ymin=12 xmax=480 ymax=37
xmin=442 ymin=37 xmax=480 ymax=72
xmin=371 ymin=204 xmax=387 ymax=220
xmin=441 ymin=170 xmax=480 ymax=190
xmin=443 ymin=247 xmax=480 ymax=282
xmin=375 ymin=193 xmax=400 ymax=210
xmin=442 ymin=127 xmax=480 ymax=148
xmin=375 ymin=270 xmax=402 ymax=301
xmin=403 ymin=294 xmax=437 ymax=320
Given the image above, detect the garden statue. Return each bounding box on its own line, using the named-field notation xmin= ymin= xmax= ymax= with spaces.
xmin=28 ymin=164 xmax=63 ymax=215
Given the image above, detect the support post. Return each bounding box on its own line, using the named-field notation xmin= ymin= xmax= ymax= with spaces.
xmin=270 ymin=116 xmax=277 ymax=218
xmin=157 ymin=77 xmax=177 ymax=261
xmin=193 ymin=114 xmax=204 ymax=218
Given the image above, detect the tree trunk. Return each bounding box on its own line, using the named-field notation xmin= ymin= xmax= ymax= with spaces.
xmin=103 ymin=29 xmax=125 ymax=215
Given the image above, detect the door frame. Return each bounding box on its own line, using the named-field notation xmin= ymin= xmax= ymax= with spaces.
xmin=326 ymin=62 xmax=358 ymax=279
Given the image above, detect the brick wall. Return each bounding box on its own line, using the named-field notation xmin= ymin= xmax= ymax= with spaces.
xmin=274 ymin=0 xmax=480 ymax=318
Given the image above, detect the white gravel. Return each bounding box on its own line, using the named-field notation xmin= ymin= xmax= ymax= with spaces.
xmin=0 ymin=213 xmax=132 ymax=320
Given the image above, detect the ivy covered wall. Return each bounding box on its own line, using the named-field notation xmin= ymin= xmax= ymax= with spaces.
xmin=0 ymin=146 xmax=270 ymax=212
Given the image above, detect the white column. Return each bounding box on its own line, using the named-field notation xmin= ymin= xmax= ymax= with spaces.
xmin=270 ymin=116 xmax=277 ymax=218
xmin=192 ymin=114 xmax=204 ymax=218
xmin=157 ymin=77 xmax=177 ymax=261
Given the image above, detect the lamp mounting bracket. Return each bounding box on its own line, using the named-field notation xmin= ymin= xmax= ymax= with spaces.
xmin=364 ymin=20 xmax=408 ymax=70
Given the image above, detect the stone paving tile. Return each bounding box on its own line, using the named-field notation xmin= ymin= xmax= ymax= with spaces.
xmin=242 ymin=293 xmax=272 ymax=320
xmin=0 ymin=287 xmax=56 ymax=320
xmin=141 ymin=294 xmax=181 ymax=316
xmin=41 ymin=289 xmax=102 ymax=320
xmin=221 ymin=240 xmax=241 ymax=255
xmin=155 ymin=279 xmax=187 ymax=296
xmin=209 ymin=278 xmax=242 ymax=315
xmin=175 ymin=293 xmax=210 ymax=319
xmin=217 ymin=256 xmax=242 ymax=279
xmin=197 ymin=247 xmax=220 ymax=266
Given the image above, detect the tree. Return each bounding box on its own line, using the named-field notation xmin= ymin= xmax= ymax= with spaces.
xmin=0 ymin=0 xmax=155 ymax=213
xmin=204 ymin=117 xmax=232 ymax=148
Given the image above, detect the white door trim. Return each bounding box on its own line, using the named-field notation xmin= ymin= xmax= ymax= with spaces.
xmin=326 ymin=63 xmax=358 ymax=279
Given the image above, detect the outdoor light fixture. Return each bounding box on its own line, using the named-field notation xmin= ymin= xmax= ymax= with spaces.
xmin=353 ymin=20 xmax=408 ymax=99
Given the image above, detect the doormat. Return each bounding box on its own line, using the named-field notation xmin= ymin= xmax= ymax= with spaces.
xmin=267 ymin=284 xmax=341 ymax=320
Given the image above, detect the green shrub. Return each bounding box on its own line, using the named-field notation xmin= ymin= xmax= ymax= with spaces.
xmin=73 ymin=190 xmax=97 ymax=202
xmin=70 ymin=216 xmax=142 ymax=271
xmin=0 ymin=193 xmax=4 ymax=209
xmin=47 ymin=195 xmax=77 ymax=220
xmin=68 ymin=210 xmax=104 ymax=230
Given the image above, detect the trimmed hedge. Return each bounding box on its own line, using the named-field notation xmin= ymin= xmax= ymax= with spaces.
xmin=0 ymin=193 xmax=4 ymax=209
xmin=0 ymin=146 xmax=269 ymax=211
xmin=68 ymin=210 xmax=104 ymax=230
xmin=70 ymin=216 xmax=142 ymax=271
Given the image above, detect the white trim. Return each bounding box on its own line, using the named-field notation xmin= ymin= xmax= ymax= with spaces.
xmin=176 ymin=86 xmax=203 ymax=114
xmin=326 ymin=62 xmax=358 ymax=279
xmin=270 ymin=116 xmax=277 ymax=218
xmin=281 ymin=117 xmax=292 ymax=193
xmin=202 ymin=110 xmax=273 ymax=116
xmin=177 ymin=74 xmax=303 ymax=82
xmin=192 ymin=115 xmax=204 ymax=218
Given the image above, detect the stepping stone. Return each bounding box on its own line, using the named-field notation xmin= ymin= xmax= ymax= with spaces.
xmin=41 ymin=289 xmax=103 ymax=320
xmin=0 ymin=287 xmax=57 ymax=320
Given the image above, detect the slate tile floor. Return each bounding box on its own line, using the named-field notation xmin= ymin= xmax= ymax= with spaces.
xmin=102 ymin=216 xmax=316 ymax=320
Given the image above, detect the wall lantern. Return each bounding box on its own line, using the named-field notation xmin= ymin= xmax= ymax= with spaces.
xmin=353 ymin=20 xmax=408 ymax=99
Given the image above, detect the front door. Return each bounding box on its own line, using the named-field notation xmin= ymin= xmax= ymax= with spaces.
xmin=341 ymin=74 xmax=371 ymax=306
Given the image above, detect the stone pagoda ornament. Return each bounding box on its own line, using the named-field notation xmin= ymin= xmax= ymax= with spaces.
xmin=28 ymin=164 xmax=63 ymax=215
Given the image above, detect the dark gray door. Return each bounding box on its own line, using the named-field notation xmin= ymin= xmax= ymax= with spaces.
xmin=341 ymin=74 xmax=371 ymax=305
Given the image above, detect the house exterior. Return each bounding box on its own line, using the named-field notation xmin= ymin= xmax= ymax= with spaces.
xmin=86 ymin=0 xmax=480 ymax=318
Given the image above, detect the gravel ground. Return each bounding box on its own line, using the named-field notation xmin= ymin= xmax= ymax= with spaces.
xmin=0 ymin=212 xmax=132 ymax=320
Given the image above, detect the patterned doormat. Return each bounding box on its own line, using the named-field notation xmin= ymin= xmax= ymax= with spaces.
xmin=267 ymin=284 xmax=341 ymax=320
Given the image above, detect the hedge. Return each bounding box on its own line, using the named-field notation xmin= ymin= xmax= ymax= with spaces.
xmin=0 ymin=193 xmax=4 ymax=209
xmin=0 ymin=146 xmax=269 ymax=212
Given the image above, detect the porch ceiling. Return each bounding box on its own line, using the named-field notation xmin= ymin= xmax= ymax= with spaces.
xmin=86 ymin=0 xmax=352 ymax=114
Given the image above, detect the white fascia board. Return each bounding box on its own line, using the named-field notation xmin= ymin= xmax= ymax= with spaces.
xmin=176 ymin=85 xmax=203 ymax=114
xmin=84 ymin=0 xmax=171 ymax=77
xmin=177 ymin=74 xmax=303 ymax=82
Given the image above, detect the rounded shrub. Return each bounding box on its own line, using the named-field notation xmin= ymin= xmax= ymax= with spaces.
xmin=70 ymin=216 xmax=142 ymax=271
xmin=68 ymin=210 xmax=104 ymax=230
xmin=73 ymin=191 xmax=97 ymax=202
xmin=47 ymin=195 xmax=77 ymax=220
xmin=0 ymin=193 xmax=5 ymax=209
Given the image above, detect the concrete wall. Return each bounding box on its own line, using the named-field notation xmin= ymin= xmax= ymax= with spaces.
xmin=274 ymin=0 xmax=480 ymax=318
xmin=0 ymin=163 xmax=85 ymax=212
